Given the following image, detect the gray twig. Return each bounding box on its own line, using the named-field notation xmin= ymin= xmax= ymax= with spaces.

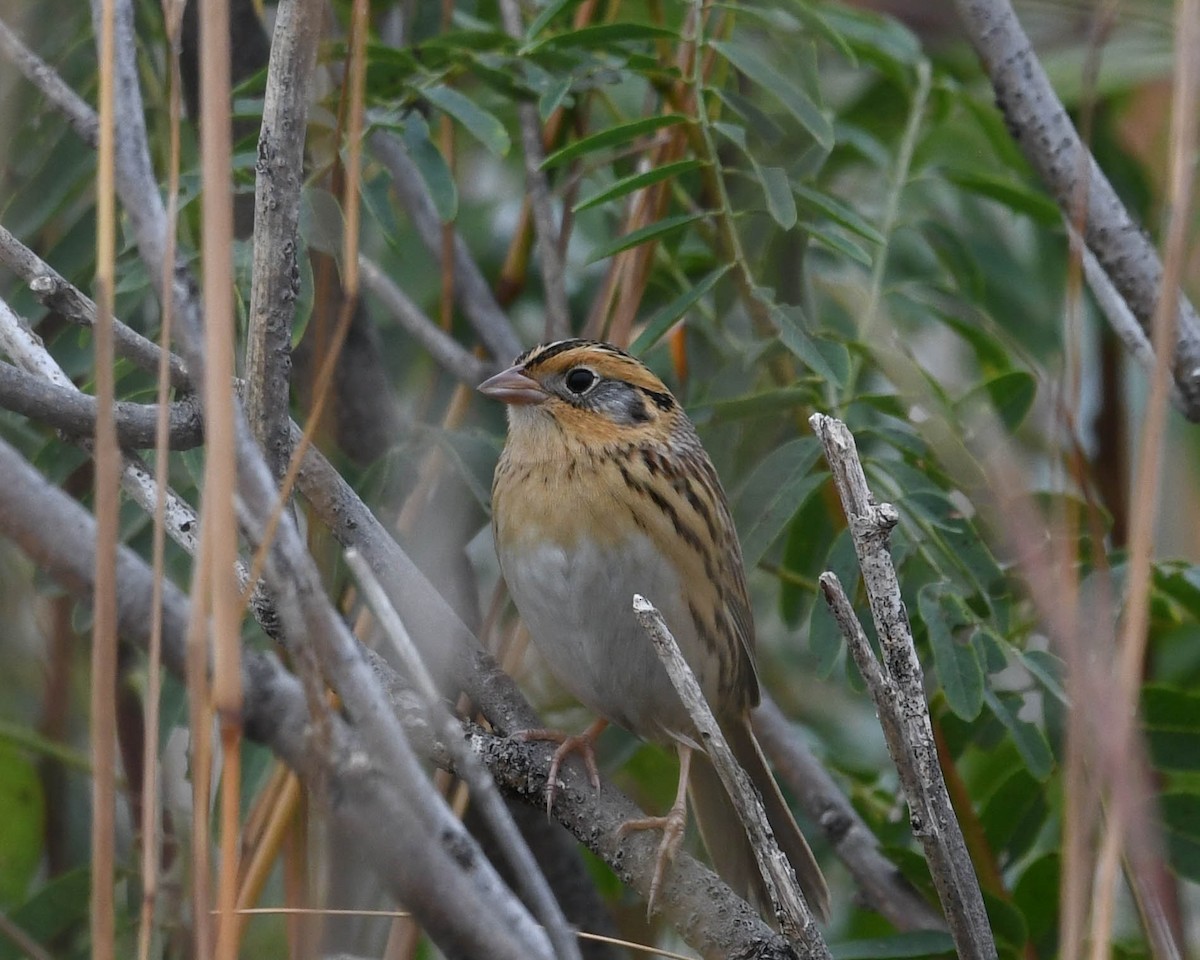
xmin=633 ymin=595 xmax=830 ymax=958
xmin=810 ymin=412 xmax=995 ymax=960
xmin=0 ymin=225 xmax=191 ymax=389
xmin=245 ymin=0 xmax=324 ymax=476
xmin=952 ymin=0 xmax=1200 ymax=418
xmin=0 ymin=360 xmax=203 ymax=449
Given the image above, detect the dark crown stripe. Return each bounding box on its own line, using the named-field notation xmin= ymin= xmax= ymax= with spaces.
xmin=520 ymin=339 xmax=629 ymax=369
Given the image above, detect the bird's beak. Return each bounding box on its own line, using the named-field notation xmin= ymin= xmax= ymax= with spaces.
xmin=478 ymin=364 xmax=548 ymax=405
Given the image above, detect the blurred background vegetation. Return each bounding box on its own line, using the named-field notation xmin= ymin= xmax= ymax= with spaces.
xmin=0 ymin=0 xmax=1197 ymax=957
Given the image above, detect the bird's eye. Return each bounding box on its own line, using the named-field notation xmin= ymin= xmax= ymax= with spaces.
xmin=564 ymin=368 xmax=596 ymax=394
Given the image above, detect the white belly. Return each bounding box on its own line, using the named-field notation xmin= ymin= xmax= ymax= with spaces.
xmin=501 ymin=532 xmax=709 ymax=744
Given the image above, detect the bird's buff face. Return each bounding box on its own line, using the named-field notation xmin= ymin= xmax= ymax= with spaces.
xmin=478 ymin=339 xmax=682 ymax=451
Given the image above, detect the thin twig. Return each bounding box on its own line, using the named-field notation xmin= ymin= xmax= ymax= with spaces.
xmin=633 ymin=596 xmax=829 ymax=957
xmin=359 ymin=254 xmax=490 ymax=384
xmin=810 ymin=413 xmax=995 ymax=960
xmin=0 ymin=360 xmax=203 ymax=447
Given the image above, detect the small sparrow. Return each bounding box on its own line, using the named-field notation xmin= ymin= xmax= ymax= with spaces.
xmin=480 ymin=339 xmax=829 ymax=921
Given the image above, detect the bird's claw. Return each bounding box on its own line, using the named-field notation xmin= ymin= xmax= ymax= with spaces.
xmin=516 ymin=719 xmax=607 ymax=814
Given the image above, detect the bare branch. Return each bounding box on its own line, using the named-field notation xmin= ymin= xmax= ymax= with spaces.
xmin=811 ymin=412 xmax=996 ymax=960
xmin=633 ymin=596 xmax=828 ymax=956
xmin=953 ymin=0 xmax=1200 ymax=418
xmin=0 ymin=433 xmax=550 ymax=960
xmin=753 ymin=697 xmax=946 ymax=932
xmin=245 ymin=0 xmax=324 ymax=476
xmin=0 ymin=361 xmax=203 ymax=449
xmin=88 ymin=0 xmax=170 ymax=294
xmin=0 ymin=224 xmax=191 ymax=390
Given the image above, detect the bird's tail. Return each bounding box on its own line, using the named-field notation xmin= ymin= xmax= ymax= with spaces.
xmin=688 ymin=721 xmax=830 ymax=923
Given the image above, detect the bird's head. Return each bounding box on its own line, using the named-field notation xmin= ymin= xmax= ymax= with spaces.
xmin=478 ymin=339 xmax=682 ymax=449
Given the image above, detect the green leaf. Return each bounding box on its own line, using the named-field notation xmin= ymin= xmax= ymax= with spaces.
xmin=0 ymin=744 xmax=43 ymax=906
xmin=985 ymin=689 xmax=1054 ymax=780
xmin=709 ymin=40 xmax=833 ymax=149
xmin=805 ymin=221 xmax=873 ymax=266
xmin=733 ymin=438 xmax=824 ymax=570
xmin=831 ymin=931 xmax=955 ymax=959
xmin=574 ymin=159 xmax=704 ymax=213
xmin=630 ymin=264 xmax=731 ymax=355
xmin=422 ymin=85 xmax=511 ymax=156
xmin=944 ymin=170 xmax=1060 ymax=225
xmin=538 ymin=76 xmax=574 ymax=121
xmin=1013 ymin=854 xmax=1061 ymax=947
xmin=699 ymin=387 xmax=814 ymax=420
xmin=1016 ymin=648 xmax=1068 ymax=705
xmin=793 ymin=182 xmax=885 ymax=244
xmin=981 ymin=768 xmax=1047 ymax=863
xmin=0 ymin=867 xmax=89 ymax=960
xmin=525 ymin=22 xmax=677 ymax=52
xmin=586 ymin=212 xmax=706 ymax=264
xmin=396 ymin=113 xmax=458 ymax=222
xmin=959 ymin=370 xmax=1037 ymax=432
xmin=1161 ymin=790 xmax=1200 ymax=882
xmin=542 ymin=114 xmax=691 ymax=169
xmin=755 ymin=164 xmax=798 ymax=229
xmin=765 ymin=299 xmax=839 ymax=383
xmin=1143 ymin=685 xmax=1200 ymax=772
xmin=919 ymin=584 xmax=983 ymax=720
xmin=809 ymin=528 xmax=860 ymax=677
xmin=526 ymin=0 xmax=577 ymax=39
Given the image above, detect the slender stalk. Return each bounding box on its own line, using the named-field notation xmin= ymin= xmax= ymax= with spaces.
xmin=91 ymin=2 xmax=119 ymax=959
xmin=198 ymin=0 xmax=243 ymax=956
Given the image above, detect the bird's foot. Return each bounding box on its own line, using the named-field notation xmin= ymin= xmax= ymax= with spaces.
xmin=618 ymin=745 xmax=693 ymax=917
xmin=516 ymin=718 xmax=607 ymax=814
xmin=618 ymin=797 xmax=688 ymax=918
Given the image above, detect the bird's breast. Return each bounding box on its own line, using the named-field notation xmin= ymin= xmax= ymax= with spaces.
xmin=492 ymin=453 xmax=714 ymax=741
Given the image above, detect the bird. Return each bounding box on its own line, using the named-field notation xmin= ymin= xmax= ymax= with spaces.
xmin=479 ymin=338 xmax=829 ymax=922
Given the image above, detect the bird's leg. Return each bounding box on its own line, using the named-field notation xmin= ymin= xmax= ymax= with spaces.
xmin=516 ymin=717 xmax=608 ymax=813
xmin=617 ymin=744 xmax=693 ymax=916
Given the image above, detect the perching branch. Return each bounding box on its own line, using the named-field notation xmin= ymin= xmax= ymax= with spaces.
xmin=810 ymin=412 xmax=996 ymax=960
xmin=0 ymin=434 xmax=552 ymax=960
xmin=952 ymin=0 xmax=1200 ymax=418
xmin=633 ymin=595 xmax=829 ymax=958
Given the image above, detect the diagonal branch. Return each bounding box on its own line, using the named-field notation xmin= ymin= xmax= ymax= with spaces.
xmin=811 ymin=412 xmax=996 ymax=960
xmin=952 ymin=0 xmax=1200 ymax=419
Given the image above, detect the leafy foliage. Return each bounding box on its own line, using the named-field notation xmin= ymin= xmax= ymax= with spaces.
xmin=0 ymin=0 xmax=1195 ymax=957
